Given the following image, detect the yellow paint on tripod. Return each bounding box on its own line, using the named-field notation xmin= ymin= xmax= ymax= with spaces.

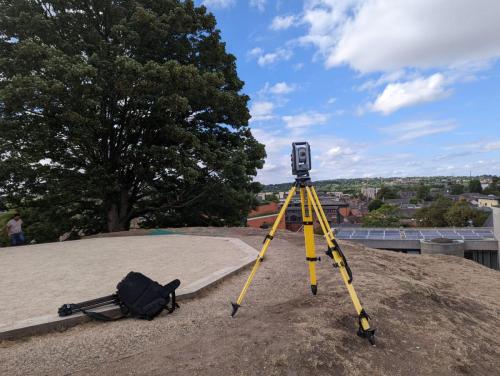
xmin=300 ymin=187 xmax=317 ymax=289
xmin=235 ymin=185 xmax=297 ymax=305
xmin=232 ymin=182 xmax=373 ymax=339
xmin=310 ymin=187 xmax=335 ymax=242
xmin=306 ymin=186 xmax=372 ymax=332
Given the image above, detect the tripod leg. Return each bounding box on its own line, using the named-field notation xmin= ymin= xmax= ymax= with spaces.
xmin=306 ymin=186 xmax=376 ymax=345
xmin=300 ymin=186 xmax=318 ymax=295
xmin=231 ymin=185 xmax=297 ymax=317
xmin=310 ymin=187 xmax=335 ymax=243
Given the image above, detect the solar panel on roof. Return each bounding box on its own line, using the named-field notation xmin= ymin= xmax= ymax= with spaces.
xmin=333 ymin=228 xmax=495 ymax=241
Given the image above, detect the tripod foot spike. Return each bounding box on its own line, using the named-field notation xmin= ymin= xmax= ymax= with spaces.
xmin=357 ymin=327 xmax=376 ymax=345
xmin=230 ymin=302 xmax=240 ymax=317
xmin=311 ymin=285 xmax=317 ymax=295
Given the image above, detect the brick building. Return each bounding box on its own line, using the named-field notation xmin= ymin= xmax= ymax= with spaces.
xmin=246 ymin=202 xmax=285 ymax=229
xmin=284 ymin=197 xmax=348 ymax=232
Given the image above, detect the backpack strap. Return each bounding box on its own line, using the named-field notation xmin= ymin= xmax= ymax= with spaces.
xmin=164 ymin=279 xmax=181 ymax=314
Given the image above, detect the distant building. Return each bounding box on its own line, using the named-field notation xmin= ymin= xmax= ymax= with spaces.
xmin=399 ymin=191 xmax=416 ymax=199
xmin=477 ymin=195 xmax=500 ymax=208
xmin=246 ymin=202 xmax=285 ymax=229
xmin=361 ymin=187 xmax=380 ymax=200
xmin=285 ymin=196 xmax=348 ymax=232
xmin=459 ymin=193 xmax=500 ymax=208
xmin=256 ymin=191 xmax=280 ymax=202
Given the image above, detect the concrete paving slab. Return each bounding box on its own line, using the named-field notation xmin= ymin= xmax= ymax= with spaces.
xmin=0 ymin=235 xmax=257 ymax=340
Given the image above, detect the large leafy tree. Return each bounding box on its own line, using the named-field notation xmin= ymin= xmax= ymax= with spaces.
xmin=0 ymin=0 xmax=265 ymax=238
xmin=415 ymin=197 xmax=488 ymax=227
xmin=444 ymin=201 xmax=488 ymax=227
xmin=415 ymin=197 xmax=452 ymax=227
xmin=362 ymin=204 xmax=400 ymax=227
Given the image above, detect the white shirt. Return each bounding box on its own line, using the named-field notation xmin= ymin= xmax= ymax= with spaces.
xmin=6 ymin=219 xmax=23 ymax=235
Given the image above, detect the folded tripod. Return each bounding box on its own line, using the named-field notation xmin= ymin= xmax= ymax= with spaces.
xmin=231 ymin=168 xmax=376 ymax=345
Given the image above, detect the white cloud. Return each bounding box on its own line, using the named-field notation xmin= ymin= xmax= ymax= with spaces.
xmin=282 ymin=112 xmax=329 ymax=129
xmin=202 ymin=0 xmax=234 ymax=9
xmin=485 ymin=141 xmax=500 ymax=151
xmin=267 ymin=82 xmax=296 ymax=95
xmin=257 ymin=48 xmax=293 ymax=66
xmin=250 ymin=101 xmax=275 ymax=122
xmin=270 ymin=15 xmax=298 ymax=31
xmin=371 ymin=73 xmax=450 ymax=114
xmin=357 ymin=70 xmax=409 ymax=92
xmin=438 ymin=139 xmax=500 ymax=160
xmin=300 ymin=0 xmax=500 ymax=73
xmin=327 ymin=97 xmax=337 ymax=104
xmin=379 ymin=120 xmax=457 ymax=142
xmin=250 ymin=0 xmax=266 ymax=12
xmin=248 ymin=47 xmax=263 ymax=57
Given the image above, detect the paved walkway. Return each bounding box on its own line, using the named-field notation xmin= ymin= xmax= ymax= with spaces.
xmin=0 ymin=235 xmax=256 ymax=337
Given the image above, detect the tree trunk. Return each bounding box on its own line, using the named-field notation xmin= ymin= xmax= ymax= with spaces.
xmin=106 ymin=190 xmax=131 ymax=232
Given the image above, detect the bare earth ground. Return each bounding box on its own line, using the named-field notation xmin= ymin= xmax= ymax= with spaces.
xmin=1 ymin=227 xmax=499 ymax=376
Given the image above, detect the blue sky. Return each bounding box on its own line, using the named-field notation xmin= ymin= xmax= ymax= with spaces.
xmin=197 ymin=0 xmax=500 ymax=184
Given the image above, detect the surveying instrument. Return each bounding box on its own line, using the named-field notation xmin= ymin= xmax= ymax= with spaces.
xmin=231 ymin=142 xmax=376 ymax=344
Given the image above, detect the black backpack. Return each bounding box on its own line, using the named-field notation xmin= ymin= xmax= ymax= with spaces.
xmin=58 ymin=272 xmax=180 ymax=321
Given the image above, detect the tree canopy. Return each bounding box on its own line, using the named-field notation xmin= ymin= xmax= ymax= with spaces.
xmin=483 ymin=176 xmax=500 ymax=196
xmin=415 ymin=198 xmax=488 ymax=227
xmin=0 ymin=0 xmax=265 ymax=240
xmin=416 ymin=183 xmax=431 ymax=201
xmin=362 ymin=204 xmax=400 ymax=227
xmin=415 ymin=197 xmax=453 ymax=227
xmin=449 ymin=183 xmax=464 ymax=195
xmin=368 ymin=199 xmax=383 ymax=212
xmin=376 ymin=186 xmax=398 ymax=200
xmin=468 ymin=179 xmax=483 ymax=193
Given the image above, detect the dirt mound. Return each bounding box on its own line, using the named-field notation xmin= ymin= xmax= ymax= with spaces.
xmin=1 ymin=227 xmax=499 ymax=376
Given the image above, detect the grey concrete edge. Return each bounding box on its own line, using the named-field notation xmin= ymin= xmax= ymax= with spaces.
xmin=0 ymin=237 xmax=258 ymax=341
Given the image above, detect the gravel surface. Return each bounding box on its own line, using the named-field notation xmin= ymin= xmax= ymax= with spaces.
xmin=1 ymin=227 xmax=499 ymax=376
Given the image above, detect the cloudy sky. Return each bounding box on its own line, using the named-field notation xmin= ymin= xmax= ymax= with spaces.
xmin=198 ymin=0 xmax=500 ymax=184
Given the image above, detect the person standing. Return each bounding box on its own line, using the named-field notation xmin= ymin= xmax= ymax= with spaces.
xmin=6 ymin=213 xmax=24 ymax=246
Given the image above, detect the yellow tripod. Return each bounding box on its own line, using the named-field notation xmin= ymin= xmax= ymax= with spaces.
xmin=231 ymin=177 xmax=376 ymax=345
